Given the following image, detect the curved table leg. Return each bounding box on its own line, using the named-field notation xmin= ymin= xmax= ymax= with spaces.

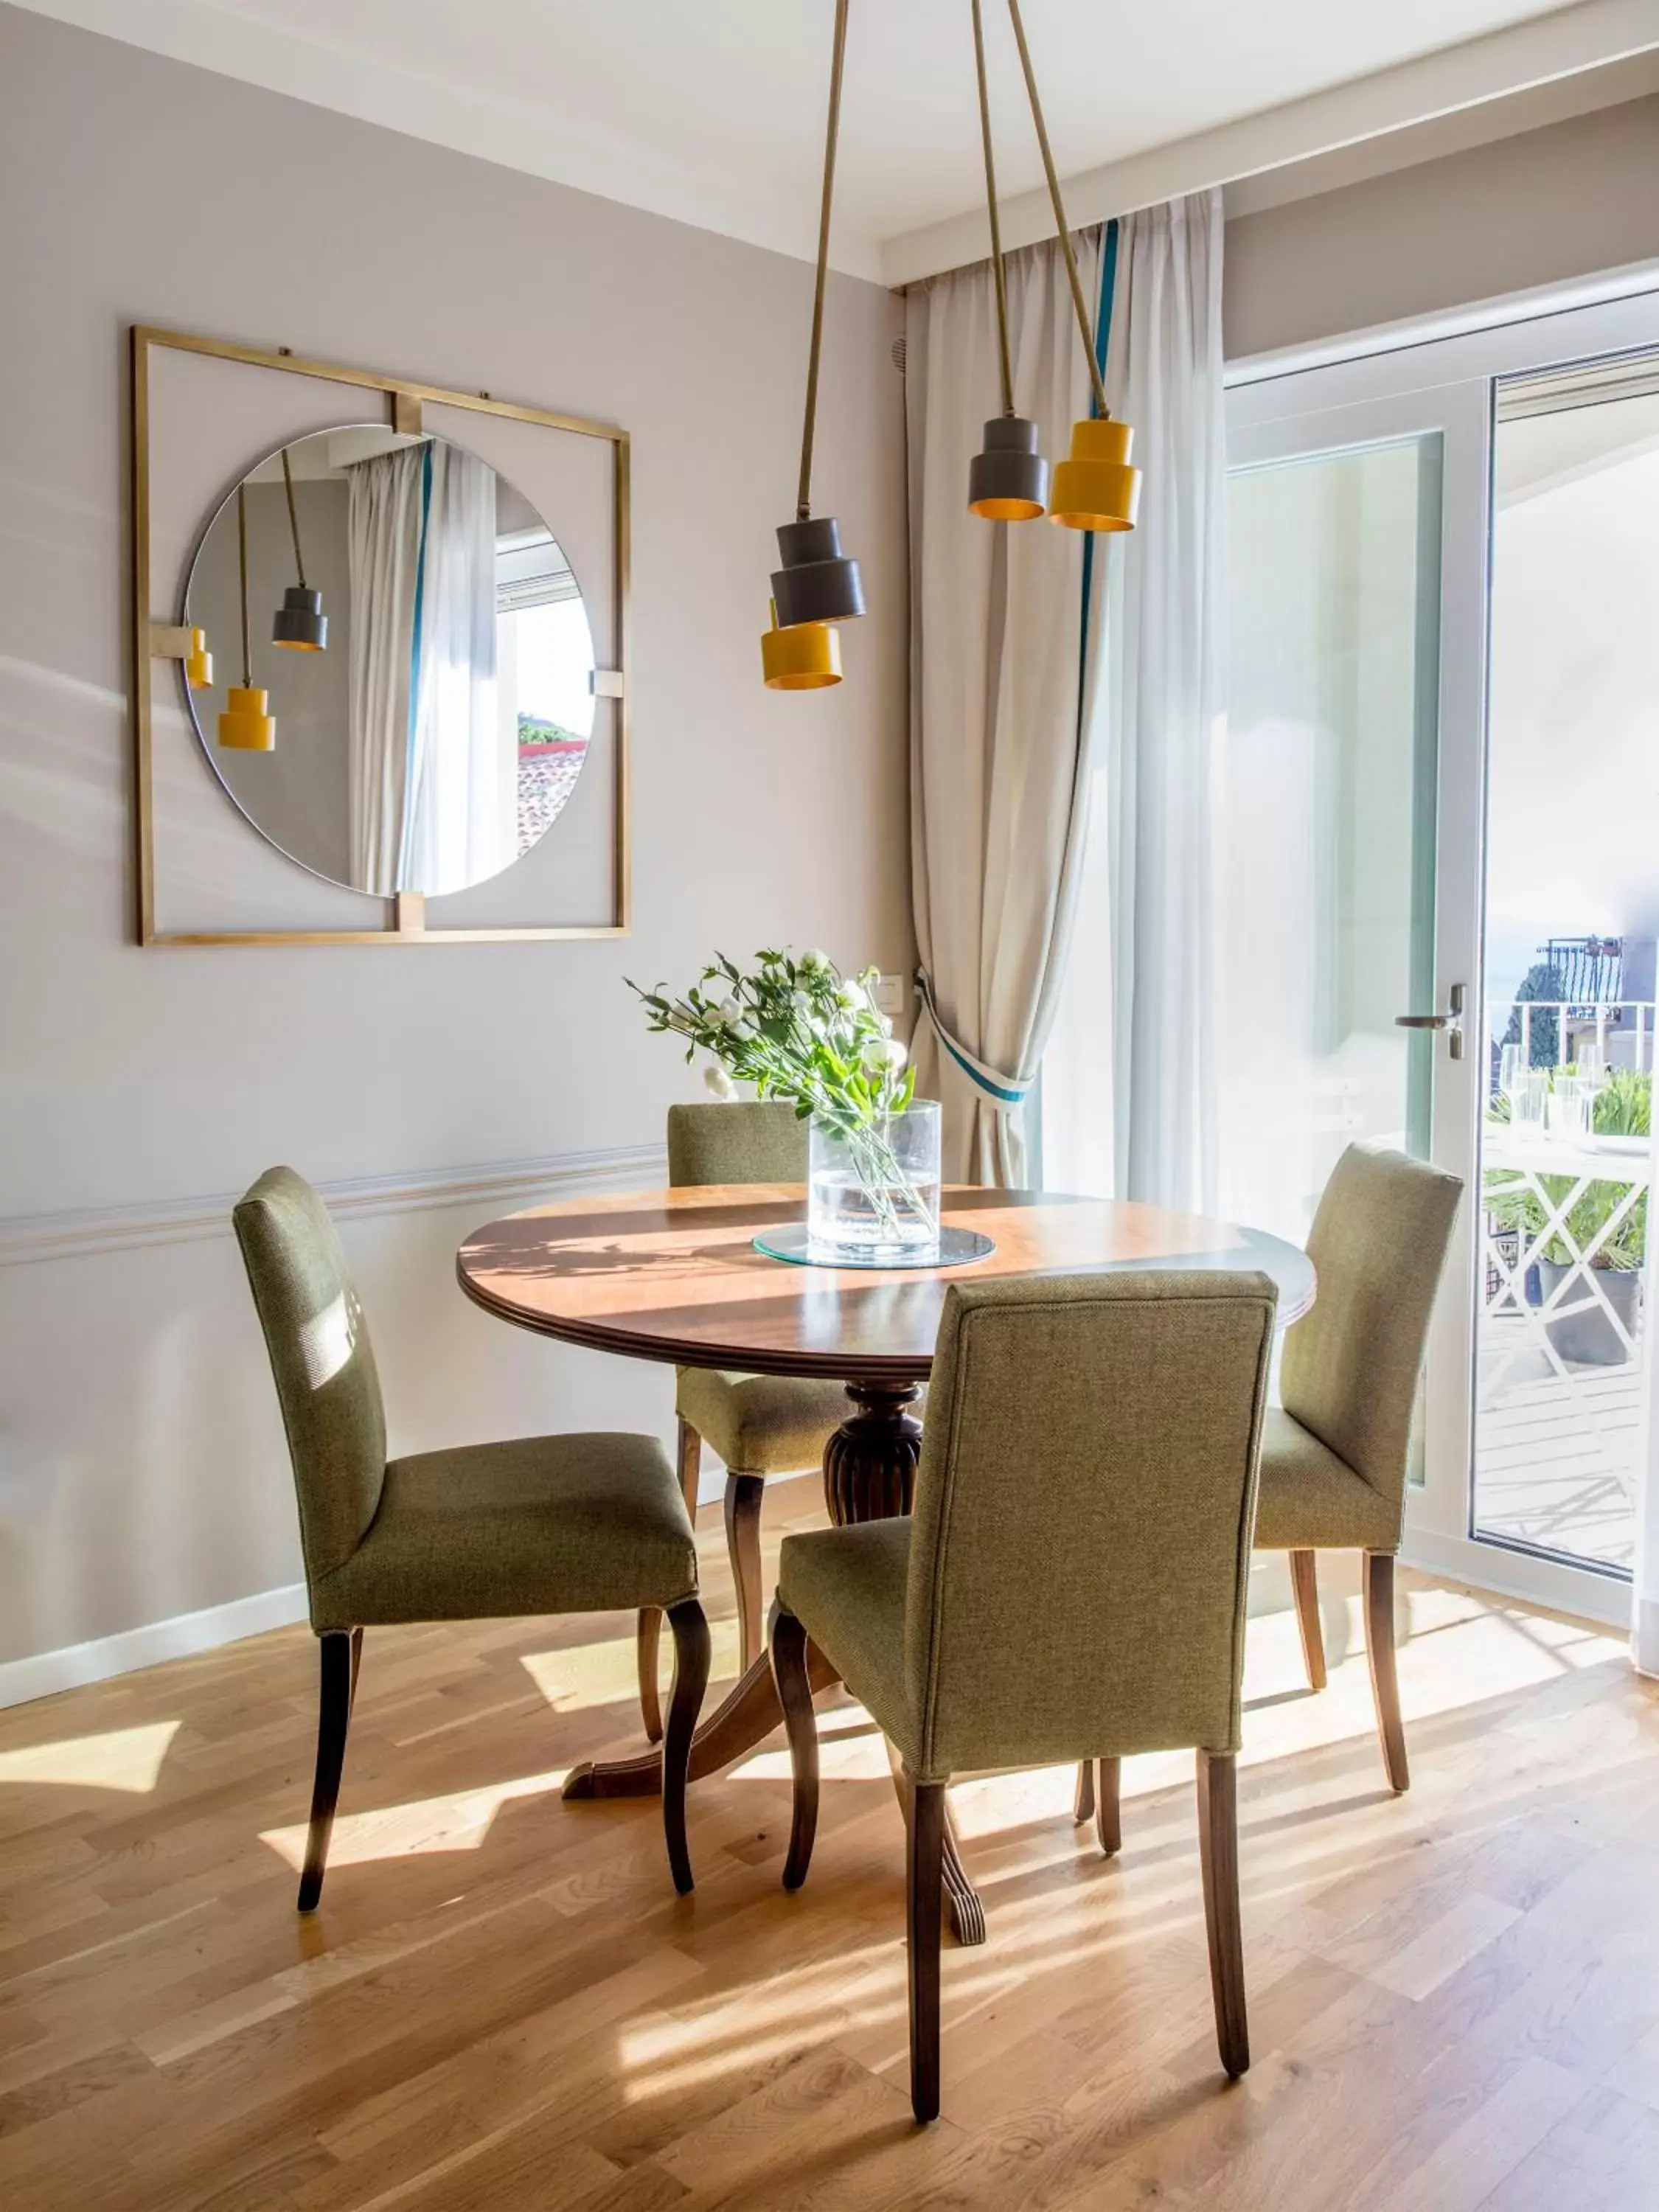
xmin=565 ymin=1374 xmax=988 ymax=1943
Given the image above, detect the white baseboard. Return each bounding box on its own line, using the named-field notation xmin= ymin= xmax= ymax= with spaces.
xmin=0 ymin=1582 xmax=310 ymax=1711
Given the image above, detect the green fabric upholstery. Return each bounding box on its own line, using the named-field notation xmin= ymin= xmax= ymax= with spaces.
xmin=1258 ymin=1144 xmax=1464 ymax=1554
xmin=235 ymin=1167 xmax=698 ymax=1635
xmin=313 ymin=1433 xmax=699 ymax=1631
xmin=1253 ymin=1409 xmax=1398 ymax=1551
xmin=779 ymin=1271 xmax=1277 ymax=1782
xmin=667 ymin=1100 xmax=853 ymax=1472
xmin=667 ymin=1100 xmax=807 ymax=1186
xmin=675 ymin=1367 xmax=854 ymax=1475
xmin=234 ymin=1166 xmax=388 ymax=1585
xmin=779 ymin=1517 xmax=914 ymax=1747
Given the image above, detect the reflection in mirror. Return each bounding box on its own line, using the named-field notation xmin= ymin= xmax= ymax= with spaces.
xmin=184 ymin=426 xmax=596 ymax=896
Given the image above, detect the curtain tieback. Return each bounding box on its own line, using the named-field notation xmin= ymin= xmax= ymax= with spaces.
xmin=914 ymin=970 xmax=1033 ymax=1110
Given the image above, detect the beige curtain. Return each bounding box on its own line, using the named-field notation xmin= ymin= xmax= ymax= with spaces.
xmin=905 ymin=230 xmax=1102 ymax=1184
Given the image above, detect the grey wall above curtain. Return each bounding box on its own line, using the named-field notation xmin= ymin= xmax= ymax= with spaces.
xmin=905 ymin=231 xmax=1102 ymax=1185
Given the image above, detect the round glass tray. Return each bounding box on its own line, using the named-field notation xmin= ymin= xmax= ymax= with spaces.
xmin=753 ymin=1224 xmax=996 ymax=1271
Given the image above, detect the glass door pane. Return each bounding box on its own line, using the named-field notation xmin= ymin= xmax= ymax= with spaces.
xmin=1472 ymin=354 xmax=1659 ymax=1577
xmin=1218 ymin=436 xmax=1441 ymax=1248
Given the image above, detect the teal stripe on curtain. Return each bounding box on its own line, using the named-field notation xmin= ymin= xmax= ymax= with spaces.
xmin=1077 ymin=217 xmax=1120 ymax=707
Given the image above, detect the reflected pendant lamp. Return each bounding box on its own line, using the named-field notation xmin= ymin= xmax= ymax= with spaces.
xmin=184 ymin=627 xmax=213 ymax=689
xmin=966 ymin=0 xmax=1047 ymax=521
xmin=762 ymin=0 xmax=861 ymax=690
xmin=271 ymin=445 xmax=328 ymax=650
xmin=218 ymin=485 xmax=276 ymax=751
xmin=1005 ymin=0 xmax=1141 ymax=534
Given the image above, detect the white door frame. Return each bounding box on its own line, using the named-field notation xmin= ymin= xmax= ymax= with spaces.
xmin=1229 ymin=282 xmax=1659 ymax=1630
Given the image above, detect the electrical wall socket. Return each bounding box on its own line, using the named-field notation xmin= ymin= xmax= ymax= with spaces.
xmin=873 ymin=973 xmax=908 ymax=1017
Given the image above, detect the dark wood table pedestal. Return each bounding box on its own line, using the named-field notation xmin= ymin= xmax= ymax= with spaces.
xmin=563 ymin=1378 xmax=990 ymax=1946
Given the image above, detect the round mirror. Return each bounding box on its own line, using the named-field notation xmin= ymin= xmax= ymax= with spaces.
xmin=183 ymin=426 xmax=596 ymax=896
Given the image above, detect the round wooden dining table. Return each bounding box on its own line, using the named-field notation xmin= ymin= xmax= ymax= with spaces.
xmin=458 ymin=1183 xmax=1315 ymax=1944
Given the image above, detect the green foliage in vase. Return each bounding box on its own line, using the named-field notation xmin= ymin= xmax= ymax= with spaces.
xmin=629 ymin=949 xmax=914 ymax=1137
xmin=1484 ymin=1066 xmax=1650 ymax=1270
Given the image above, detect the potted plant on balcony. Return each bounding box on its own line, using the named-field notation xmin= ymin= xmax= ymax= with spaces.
xmin=1485 ymin=1067 xmax=1649 ymax=1366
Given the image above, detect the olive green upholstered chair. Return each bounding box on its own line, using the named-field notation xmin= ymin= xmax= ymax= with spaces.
xmin=635 ymin=1102 xmax=852 ymax=1740
xmin=1251 ymin=1143 xmax=1463 ymax=1794
xmin=771 ymin=1268 xmax=1279 ymax=2124
xmin=234 ymin=1166 xmax=710 ymax=1907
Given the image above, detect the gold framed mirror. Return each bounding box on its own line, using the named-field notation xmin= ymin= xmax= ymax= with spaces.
xmin=131 ymin=326 xmax=630 ymax=945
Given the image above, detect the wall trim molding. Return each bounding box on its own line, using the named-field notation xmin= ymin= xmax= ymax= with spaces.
xmin=0 ymin=1582 xmax=310 ymax=1711
xmin=0 ymin=1142 xmax=668 ymax=1269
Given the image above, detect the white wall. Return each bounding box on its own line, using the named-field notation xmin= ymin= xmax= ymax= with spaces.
xmin=0 ymin=4 xmax=909 ymax=1686
xmin=1224 ymin=90 xmax=1659 ymax=361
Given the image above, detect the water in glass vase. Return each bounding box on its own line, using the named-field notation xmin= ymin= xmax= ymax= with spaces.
xmin=807 ymin=1101 xmax=942 ymax=1263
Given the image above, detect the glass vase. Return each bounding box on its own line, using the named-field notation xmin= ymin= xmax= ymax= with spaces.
xmin=807 ymin=1100 xmax=942 ymax=1264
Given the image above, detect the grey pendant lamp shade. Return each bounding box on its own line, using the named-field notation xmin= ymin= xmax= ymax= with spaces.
xmin=966 ymin=0 xmax=1048 ymax=523
xmin=968 ymin=417 xmax=1049 ymax=520
xmin=771 ymin=517 xmax=864 ymax=629
xmin=272 ymin=446 xmax=328 ymax=651
xmin=273 ymin=585 xmax=327 ymax=650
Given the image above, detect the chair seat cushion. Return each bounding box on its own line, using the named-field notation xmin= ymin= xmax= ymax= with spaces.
xmin=675 ymin=1367 xmax=857 ymax=1475
xmin=312 ymin=1432 xmax=698 ymax=1630
xmin=778 ymin=1517 xmax=918 ymax=1764
xmin=1253 ymin=1408 xmax=1399 ymax=1552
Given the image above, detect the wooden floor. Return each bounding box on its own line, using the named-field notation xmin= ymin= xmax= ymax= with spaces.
xmin=3 ymin=1483 xmax=1659 ymax=2211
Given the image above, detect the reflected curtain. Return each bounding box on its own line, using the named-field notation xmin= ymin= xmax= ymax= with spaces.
xmin=1044 ymin=191 xmax=1227 ymax=1211
xmin=347 ymin=442 xmax=506 ymax=897
xmin=905 ymin=230 xmax=1102 ymax=1184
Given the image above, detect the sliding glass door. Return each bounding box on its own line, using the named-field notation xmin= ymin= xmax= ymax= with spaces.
xmin=1227 ymin=285 xmax=1659 ymax=1627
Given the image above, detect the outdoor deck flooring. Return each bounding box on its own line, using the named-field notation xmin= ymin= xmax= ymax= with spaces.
xmin=1475 ymin=1313 xmax=1640 ymax=1571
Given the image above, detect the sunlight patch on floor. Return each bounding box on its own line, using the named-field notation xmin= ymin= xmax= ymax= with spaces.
xmin=259 ymin=1765 xmax=568 ymax=1869
xmin=0 ymin=1718 xmax=181 ymax=1792
xmin=520 ymin=1617 xmax=745 ymax=1712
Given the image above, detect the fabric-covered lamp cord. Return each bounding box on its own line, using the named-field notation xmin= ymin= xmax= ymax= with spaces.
xmin=1005 ymin=0 xmax=1112 ymax=422
xmin=796 ymin=0 xmax=850 ymax=523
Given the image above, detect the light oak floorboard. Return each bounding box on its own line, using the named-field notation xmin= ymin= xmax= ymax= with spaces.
xmin=0 ymin=1492 xmax=1655 ymax=2208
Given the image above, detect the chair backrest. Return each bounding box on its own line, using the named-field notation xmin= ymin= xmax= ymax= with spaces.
xmin=1280 ymin=1144 xmax=1463 ymax=1512
xmin=233 ymin=1166 xmax=388 ymax=1591
xmin=667 ymin=1099 xmax=807 ymax=1187
xmin=902 ymin=1270 xmax=1277 ymax=1780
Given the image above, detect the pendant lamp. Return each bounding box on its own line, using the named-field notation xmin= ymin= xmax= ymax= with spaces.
xmin=218 ymin=486 xmax=276 ymax=751
xmin=966 ymin=0 xmax=1047 ymax=521
xmin=762 ymin=0 xmax=860 ymax=689
xmin=1006 ymin=0 xmax=1141 ymax=534
xmin=271 ymin=445 xmax=327 ymax=650
xmin=184 ymin=627 xmax=213 ymax=689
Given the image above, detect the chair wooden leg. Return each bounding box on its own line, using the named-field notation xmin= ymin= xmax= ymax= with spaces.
xmin=1095 ymin=1756 xmax=1122 ymax=1857
xmin=1365 ymin=1551 xmax=1410 ymax=1793
xmin=636 ymin=1612 xmax=665 ymax=1745
xmin=1289 ymin=1548 xmax=1326 ymax=1691
xmin=298 ymin=1631 xmax=354 ymax=1913
xmin=638 ymin=1422 xmax=704 ymax=1746
xmin=347 ymin=1625 xmax=364 ymax=1717
xmin=663 ymin=1598 xmax=711 ymax=1896
xmin=908 ymin=1778 xmax=946 ymax=2124
xmin=1196 ymin=1749 xmax=1248 ymax=2079
xmin=725 ymin=1472 xmax=765 ymax=1677
xmin=770 ymin=1602 xmax=820 ymax=1891
xmin=1073 ymin=1759 xmax=1095 ymax=1824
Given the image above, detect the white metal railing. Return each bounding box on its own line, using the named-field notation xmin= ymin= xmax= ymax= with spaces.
xmin=1506 ymin=999 xmax=1655 ymax=1082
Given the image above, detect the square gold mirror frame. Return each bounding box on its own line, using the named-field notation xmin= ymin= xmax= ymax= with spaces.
xmin=131 ymin=324 xmax=630 ymax=945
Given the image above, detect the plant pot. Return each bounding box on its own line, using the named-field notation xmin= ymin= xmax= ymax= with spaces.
xmin=1537 ymin=1257 xmax=1641 ymax=1367
xmin=807 ymin=1100 xmax=941 ymax=1264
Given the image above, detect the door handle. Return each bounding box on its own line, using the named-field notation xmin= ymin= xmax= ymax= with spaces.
xmin=1395 ymin=982 xmax=1466 ymax=1060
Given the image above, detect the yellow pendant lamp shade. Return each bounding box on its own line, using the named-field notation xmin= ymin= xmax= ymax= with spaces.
xmin=184 ymin=627 xmax=213 ymax=689
xmin=762 ymin=600 xmax=841 ymax=690
xmin=1049 ymin=416 xmax=1142 ymax=532
xmin=218 ymin=685 xmax=276 ymax=750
